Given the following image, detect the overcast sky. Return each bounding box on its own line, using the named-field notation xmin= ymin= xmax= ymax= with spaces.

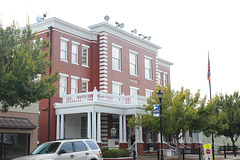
xmin=1 ymin=0 xmax=240 ymax=98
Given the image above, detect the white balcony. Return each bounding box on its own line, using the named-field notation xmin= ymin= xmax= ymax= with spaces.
xmin=55 ymin=88 xmax=148 ymax=116
xmin=61 ymin=88 xmax=148 ymax=106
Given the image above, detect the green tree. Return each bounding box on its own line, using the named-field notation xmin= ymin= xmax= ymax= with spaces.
xmin=0 ymin=23 xmax=58 ymax=112
xmin=128 ymin=85 xmax=206 ymax=159
xmin=213 ymin=92 xmax=240 ymax=151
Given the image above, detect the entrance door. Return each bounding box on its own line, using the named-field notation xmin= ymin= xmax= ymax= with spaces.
xmin=0 ymin=133 xmax=29 ymax=160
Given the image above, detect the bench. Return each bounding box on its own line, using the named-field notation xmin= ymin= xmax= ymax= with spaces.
xmin=218 ymin=146 xmax=238 ymax=154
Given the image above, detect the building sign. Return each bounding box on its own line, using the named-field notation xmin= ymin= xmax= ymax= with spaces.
xmin=204 ymin=144 xmax=213 ymax=160
xmin=153 ymin=104 xmax=159 ymax=117
xmin=130 ymin=79 xmax=139 ymax=84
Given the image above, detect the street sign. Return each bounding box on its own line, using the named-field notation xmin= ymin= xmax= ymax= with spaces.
xmin=153 ymin=104 xmax=159 ymax=117
xmin=204 ymin=144 xmax=213 ymax=160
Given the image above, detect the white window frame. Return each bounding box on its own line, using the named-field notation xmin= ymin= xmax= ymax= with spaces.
xmin=82 ymin=44 xmax=89 ymax=67
xmin=112 ymin=81 xmax=123 ymax=95
xmin=71 ymin=76 xmax=79 ymax=94
xmin=164 ymin=72 xmax=168 ymax=86
xmin=59 ymin=73 xmax=69 ymax=97
xmin=144 ymin=56 xmax=152 ymax=80
xmin=81 ymin=78 xmax=89 ymax=92
xmin=71 ymin=41 xmax=79 ymax=65
xmin=129 ymin=50 xmax=138 ymax=76
xmin=112 ymin=43 xmax=122 ymax=71
xmin=145 ymin=89 xmax=153 ymax=98
xmin=130 ymin=86 xmax=139 ymax=95
xmin=60 ymin=37 xmax=69 ymax=62
xmin=157 ymin=71 xmax=163 ymax=86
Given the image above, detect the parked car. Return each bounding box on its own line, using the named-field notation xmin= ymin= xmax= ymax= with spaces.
xmin=12 ymin=139 xmax=103 ymax=160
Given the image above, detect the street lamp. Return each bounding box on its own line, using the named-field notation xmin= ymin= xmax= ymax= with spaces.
xmin=157 ymin=90 xmax=164 ymax=160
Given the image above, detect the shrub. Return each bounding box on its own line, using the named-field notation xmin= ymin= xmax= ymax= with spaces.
xmin=101 ymin=147 xmax=109 ymax=153
xmin=101 ymin=148 xmax=131 ymax=158
xmin=102 ymin=149 xmax=120 ymax=158
xmin=119 ymin=149 xmax=131 ymax=157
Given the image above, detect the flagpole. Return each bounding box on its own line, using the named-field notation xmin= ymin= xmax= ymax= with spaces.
xmin=208 ymin=53 xmax=214 ymax=160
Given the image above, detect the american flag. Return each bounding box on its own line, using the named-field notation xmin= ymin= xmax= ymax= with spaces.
xmin=207 ymin=53 xmax=211 ymax=86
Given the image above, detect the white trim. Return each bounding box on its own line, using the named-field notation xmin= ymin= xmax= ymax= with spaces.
xmin=81 ymin=78 xmax=90 ymax=82
xmin=100 ymin=70 xmax=108 ymax=73
xmin=100 ymin=62 xmax=108 ymax=66
xmin=112 ymin=81 xmax=123 ymax=85
xmin=100 ymin=59 xmax=107 ymax=62
xmin=164 ymin=72 xmax=168 ymax=74
xmin=100 ymin=36 xmax=108 ymax=39
xmin=112 ymin=43 xmax=122 ymax=48
xmin=100 ymin=78 xmax=108 ymax=81
xmin=100 ymin=74 xmax=108 ymax=77
xmin=100 ymin=47 xmax=107 ymax=51
xmin=100 ymin=55 xmax=108 ymax=58
xmin=82 ymin=44 xmax=90 ymax=48
xmin=59 ymin=73 xmax=69 ymax=77
xmin=100 ymin=86 xmax=108 ymax=89
xmin=60 ymin=37 xmax=69 ymax=42
xmin=100 ymin=66 xmax=108 ymax=70
xmin=144 ymin=55 xmax=152 ymax=60
xmin=100 ymin=82 xmax=108 ymax=85
xmin=130 ymin=86 xmax=139 ymax=90
xmin=71 ymin=40 xmax=80 ymax=45
xmin=100 ymin=51 xmax=108 ymax=55
xmin=100 ymin=40 xmax=107 ymax=43
xmin=100 ymin=44 xmax=108 ymax=47
xmin=145 ymin=89 xmax=153 ymax=93
xmin=71 ymin=75 xmax=80 ymax=79
xmin=129 ymin=49 xmax=138 ymax=55
xmin=156 ymin=69 xmax=163 ymax=72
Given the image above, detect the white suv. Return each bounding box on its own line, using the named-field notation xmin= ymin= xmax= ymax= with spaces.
xmin=13 ymin=139 xmax=103 ymax=160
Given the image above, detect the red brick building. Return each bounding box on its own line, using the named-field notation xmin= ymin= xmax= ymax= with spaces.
xmin=31 ymin=17 xmax=175 ymax=155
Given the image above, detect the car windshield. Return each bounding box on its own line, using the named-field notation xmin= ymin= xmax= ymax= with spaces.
xmin=31 ymin=142 xmax=61 ymax=155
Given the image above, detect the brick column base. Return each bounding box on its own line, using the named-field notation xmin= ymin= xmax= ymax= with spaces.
xmin=137 ymin=143 xmax=144 ymax=155
xmin=119 ymin=142 xmax=128 ymax=149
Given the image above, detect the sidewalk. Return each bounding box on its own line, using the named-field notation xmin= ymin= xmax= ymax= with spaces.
xmin=136 ymin=154 xmax=240 ymax=160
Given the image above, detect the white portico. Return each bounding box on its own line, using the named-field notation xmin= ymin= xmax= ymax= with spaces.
xmin=54 ymin=87 xmax=147 ymax=148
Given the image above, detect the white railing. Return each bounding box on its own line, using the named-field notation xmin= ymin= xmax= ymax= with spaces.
xmin=62 ymin=87 xmax=147 ymax=105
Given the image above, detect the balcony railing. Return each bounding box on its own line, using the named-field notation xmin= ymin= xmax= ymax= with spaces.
xmin=61 ymin=87 xmax=147 ymax=106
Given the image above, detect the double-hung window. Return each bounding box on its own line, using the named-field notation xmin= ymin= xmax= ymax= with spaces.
xmin=71 ymin=76 xmax=79 ymax=94
xmin=145 ymin=89 xmax=153 ymax=98
xmin=82 ymin=44 xmax=89 ymax=67
xmin=59 ymin=73 xmax=69 ymax=97
xmin=60 ymin=37 xmax=69 ymax=61
xmin=112 ymin=44 xmax=122 ymax=71
xmin=81 ymin=78 xmax=89 ymax=92
xmin=157 ymin=71 xmax=163 ymax=86
xmin=71 ymin=41 xmax=79 ymax=64
xmin=164 ymin=73 xmax=168 ymax=86
xmin=112 ymin=81 xmax=122 ymax=95
xmin=145 ymin=57 xmax=152 ymax=80
xmin=129 ymin=50 xmax=138 ymax=76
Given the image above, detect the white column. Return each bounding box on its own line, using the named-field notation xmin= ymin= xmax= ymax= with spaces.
xmin=123 ymin=115 xmax=127 ymax=142
xmin=92 ymin=112 xmax=97 ymax=140
xmin=97 ymin=112 xmax=101 ymax=143
xmin=60 ymin=114 xmax=64 ymax=139
xmin=192 ymin=132 xmax=198 ymax=143
xmin=87 ymin=112 xmax=91 ymax=139
xmin=135 ymin=126 xmax=139 ymax=142
xmin=119 ymin=114 xmax=123 ymax=142
xmin=139 ymin=125 xmax=143 ymax=142
xmin=56 ymin=115 xmax=60 ymax=139
xmin=157 ymin=133 xmax=161 ymax=143
xmin=198 ymin=132 xmax=202 ymax=143
xmin=185 ymin=131 xmax=190 ymax=143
